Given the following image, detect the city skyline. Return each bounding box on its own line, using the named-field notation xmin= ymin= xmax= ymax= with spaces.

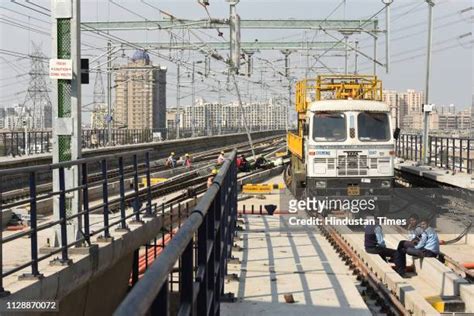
xmin=0 ymin=0 xmax=472 ymax=120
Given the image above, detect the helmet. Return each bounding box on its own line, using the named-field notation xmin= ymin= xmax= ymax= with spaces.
xmin=185 ymin=153 xmax=189 ymax=157
xmin=211 ymin=169 xmax=218 ymax=175
xmin=220 ymin=151 xmax=224 ymax=154
xmin=171 ymin=152 xmax=175 ymax=155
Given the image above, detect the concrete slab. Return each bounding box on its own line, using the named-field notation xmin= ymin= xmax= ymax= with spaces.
xmin=221 ymin=215 xmax=371 ymax=316
xmin=395 ymin=162 xmax=474 ymax=190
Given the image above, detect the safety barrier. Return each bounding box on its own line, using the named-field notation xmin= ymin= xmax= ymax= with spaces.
xmin=0 ymin=129 xmax=152 ymax=157
xmin=0 ymin=148 xmax=168 ymax=295
xmin=114 ymin=151 xmax=238 ymax=316
xmin=397 ymin=134 xmax=473 ymax=174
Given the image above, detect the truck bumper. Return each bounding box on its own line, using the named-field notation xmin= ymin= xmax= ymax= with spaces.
xmin=306 ymin=177 xmax=393 ymax=199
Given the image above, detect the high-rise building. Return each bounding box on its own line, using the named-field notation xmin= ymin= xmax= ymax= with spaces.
xmin=382 ymin=90 xmax=399 ymax=127
xmin=174 ymin=99 xmax=287 ymax=133
xmin=471 ymin=95 xmax=474 ymax=138
xmin=114 ymin=50 xmax=166 ymax=130
xmin=399 ymin=89 xmax=424 ymax=130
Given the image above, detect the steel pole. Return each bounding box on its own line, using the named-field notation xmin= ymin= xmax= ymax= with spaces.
xmin=373 ymin=35 xmax=377 ymax=75
xmin=51 ymin=0 xmax=82 ymax=247
xmin=354 ymin=41 xmax=359 ymax=74
xmin=218 ymin=80 xmax=222 ymax=135
xmin=385 ymin=3 xmax=390 ymax=73
xmin=344 ymin=35 xmax=348 ymax=75
xmin=191 ymin=62 xmax=195 ymax=137
xmin=176 ymin=64 xmax=180 ymax=139
xmin=107 ymin=41 xmax=112 ymax=144
xmin=422 ymin=1 xmax=434 ymax=164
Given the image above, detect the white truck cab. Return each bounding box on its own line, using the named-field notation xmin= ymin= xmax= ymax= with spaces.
xmin=287 ymin=75 xmax=399 ymax=208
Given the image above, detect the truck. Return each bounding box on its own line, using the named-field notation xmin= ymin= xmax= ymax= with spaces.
xmin=286 ymin=74 xmax=400 ymax=212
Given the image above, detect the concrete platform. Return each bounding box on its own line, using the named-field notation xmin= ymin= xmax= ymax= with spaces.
xmin=221 ymin=215 xmax=370 ymax=316
xmin=395 ymin=161 xmax=474 ymax=190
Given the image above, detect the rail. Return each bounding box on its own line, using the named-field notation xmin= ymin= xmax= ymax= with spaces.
xmin=0 ymin=147 xmax=184 ymax=294
xmin=0 ymin=127 xmax=282 ymax=157
xmin=114 ymin=151 xmax=238 ymax=316
xmin=397 ymin=134 xmax=473 ymax=174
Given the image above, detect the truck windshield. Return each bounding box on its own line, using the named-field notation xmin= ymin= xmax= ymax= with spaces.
xmin=358 ymin=112 xmax=390 ymax=141
xmin=313 ymin=112 xmax=346 ymax=142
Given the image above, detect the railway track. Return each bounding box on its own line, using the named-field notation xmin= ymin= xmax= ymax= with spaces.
xmin=1 ymin=136 xmax=285 ymax=210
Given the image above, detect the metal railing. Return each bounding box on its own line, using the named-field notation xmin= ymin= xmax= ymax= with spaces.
xmin=0 ymin=148 xmax=182 ymax=294
xmin=397 ymin=134 xmax=473 ymax=174
xmin=0 ymin=129 xmax=152 ymax=157
xmin=114 ymin=151 xmax=238 ymax=316
xmin=0 ymin=127 xmax=283 ymax=157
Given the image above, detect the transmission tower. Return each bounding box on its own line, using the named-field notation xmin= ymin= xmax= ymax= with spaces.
xmin=18 ymin=42 xmax=52 ymax=130
xmin=91 ymin=64 xmax=107 ymax=129
xmin=93 ymin=63 xmax=105 ymax=104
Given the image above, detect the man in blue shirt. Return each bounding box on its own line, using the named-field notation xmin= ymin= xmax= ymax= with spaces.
xmin=364 ymin=221 xmax=406 ymax=277
xmin=397 ymin=214 xmax=424 ymax=251
xmin=396 ymin=219 xmax=440 ymax=275
xmin=406 ymin=219 xmax=440 ymax=257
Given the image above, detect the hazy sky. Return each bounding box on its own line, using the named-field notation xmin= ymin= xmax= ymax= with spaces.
xmin=0 ymin=0 xmax=472 ymax=124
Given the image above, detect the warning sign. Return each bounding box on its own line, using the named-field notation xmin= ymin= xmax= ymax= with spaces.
xmin=49 ymin=59 xmax=73 ymax=80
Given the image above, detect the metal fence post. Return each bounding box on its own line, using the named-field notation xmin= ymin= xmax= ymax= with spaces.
xmin=452 ymin=138 xmax=456 ymax=172
xmin=145 ymin=152 xmax=153 ymax=217
xmin=197 ymin=212 xmax=209 ymax=315
xmin=54 ymin=167 xmax=72 ymax=265
xmin=117 ymin=156 xmax=129 ymax=231
xmin=99 ymin=159 xmax=112 ymax=241
xmin=179 ymin=241 xmax=194 ymax=315
xmin=468 ymin=139 xmax=471 ymax=174
xmin=150 ymin=279 xmax=169 ymax=315
xmin=131 ymin=248 xmax=139 ymax=286
xmin=131 ymin=154 xmax=143 ymax=224
xmin=81 ymin=163 xmax=90 ymax=245
xmin=19 ymin=172 xmax=43 ymax=279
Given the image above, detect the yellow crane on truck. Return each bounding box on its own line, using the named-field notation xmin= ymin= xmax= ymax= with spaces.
xmin=286 ymin=74 xmax=398 ymax=209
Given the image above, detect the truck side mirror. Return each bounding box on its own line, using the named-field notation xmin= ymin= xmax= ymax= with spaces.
xmin=393 ymin=127 xmax=400 ymax=140
xmin=303 ymin=123 xmax=309 ymax=136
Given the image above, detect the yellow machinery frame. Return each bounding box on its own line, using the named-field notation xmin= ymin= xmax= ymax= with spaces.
xmin=288 ymin=74 xmax=383 ymax=159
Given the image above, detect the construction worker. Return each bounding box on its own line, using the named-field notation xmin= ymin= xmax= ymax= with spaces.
xmin=184 ymin=153 xmax=192 ymax=168
xmin=237 ymin=154 xmax=249 ymax=172
xmin=166 ymin=152 xmax=176 ymax=168
xmin=364 ymin=217 xmax=406 ymax=277
xmin=397 ymin=218 xmax=440 ymax=276
xmin=207 ymin=169 xmax=218 ymax=188
xmin=217 ymin=151 xmax=225 ymax=165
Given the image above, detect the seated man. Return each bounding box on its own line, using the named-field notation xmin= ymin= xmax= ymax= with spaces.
xmin=364 ymin=220 xmax=406 ymax=277
xmin=406 ymin=219 xmax=440 ymax=258
xmin=166 ymin=152 xmax=177 ymax=168
xmin=397 ymin=214 xmax=423 ymax=251
xmin=254 ymin=155 xmax=267 ymax=169
xmin=217 ymin=151 xmax=225 ymax=165
xmin=396 ymin=219 xmax=440 ymax=275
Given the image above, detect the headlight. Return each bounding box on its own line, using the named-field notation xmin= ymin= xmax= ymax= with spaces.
xmin=381 ymin=180 xmax=391 ymax=188
xmin=315 ymin=181 xmax=327 ymax=188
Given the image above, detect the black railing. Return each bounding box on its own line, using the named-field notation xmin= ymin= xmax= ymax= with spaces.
xmin=114 ymin=151 xmax=238 ymax=316
xmin=0 ymin=129 xmax=153 ymax=157
xmin=0 ymin=148 xmax=179 ymax=293
xmin=397 ymin=134 xmax=473 ymax=174
xmin=0 ymin=127 xmax=282 ymax=157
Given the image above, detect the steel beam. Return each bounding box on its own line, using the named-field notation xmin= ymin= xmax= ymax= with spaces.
xmin=82 ymin=19 xmax=379 ymax=32
xmin=135 ymin=41 xmax=346 ymax=51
